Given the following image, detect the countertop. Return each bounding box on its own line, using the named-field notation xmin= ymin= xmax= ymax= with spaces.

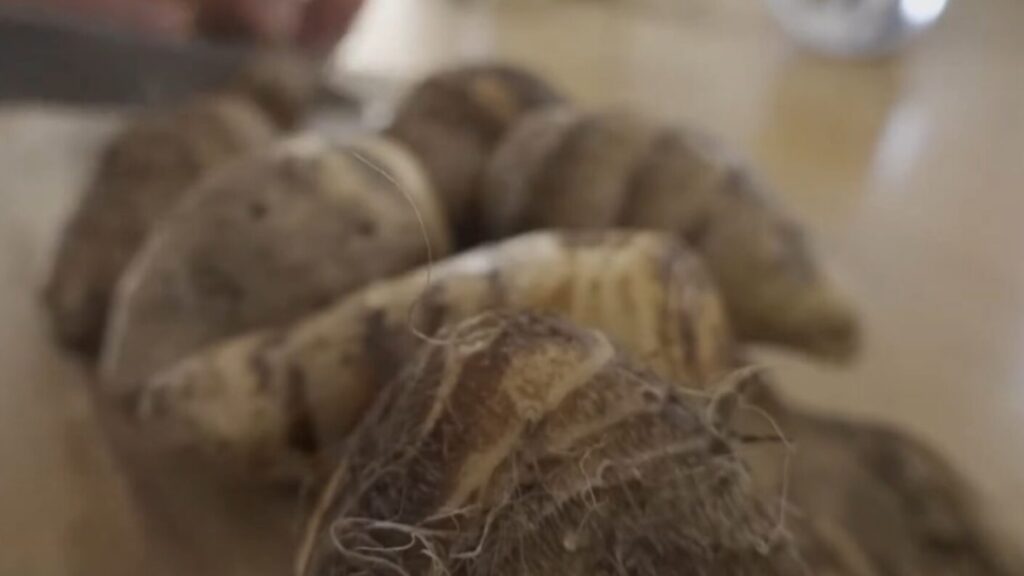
xmin=2 ymin=0 xmax=1022 ymax=573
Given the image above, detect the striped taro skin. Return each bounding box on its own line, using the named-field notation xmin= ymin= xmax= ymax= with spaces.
xmin=298 ymin=312 xmax=802 ymax=576
xmin=482 ymin=108 xmax=859 ymax=362
xmin=136 ymin=231 xmax=734 ymax=480
xmin=388 ymin=63 xmax=566 ymax=241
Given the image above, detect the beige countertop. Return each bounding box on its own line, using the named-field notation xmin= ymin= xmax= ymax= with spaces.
xmin=2 ymin=0 xmax=1023 ymax=573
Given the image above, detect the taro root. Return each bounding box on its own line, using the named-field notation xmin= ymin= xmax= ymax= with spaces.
xmin=134 ymin=231 xmax=734 ymax=480
xmin=296 ymin=314 xmax=1023 ymax=575
xmin=387 ymin=63 xmax=566 ymax=241
xmin=482 ymin=107 xmax=859 ymax=362
xmin=101 ymin=134 xmax=451 ymax=396
xmin=734 ymin=380 xmax=1024 ymax=576
xmin=45 ymin=54 xmax=318 ymax=355
xmin=298 ymin=312 xmax=804 ymax=575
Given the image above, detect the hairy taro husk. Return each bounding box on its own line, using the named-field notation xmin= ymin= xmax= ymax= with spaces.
xmin=299 ymin=313 xmax=803 ymax=575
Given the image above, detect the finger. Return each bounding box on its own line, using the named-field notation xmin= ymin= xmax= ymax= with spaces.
xmin=122 ymin=0 xmax=194 ymax=38
xmin=195 ymin=0 xmax=304 ymax=43
xmin=297 ymin=0 xmax=365 ymax=53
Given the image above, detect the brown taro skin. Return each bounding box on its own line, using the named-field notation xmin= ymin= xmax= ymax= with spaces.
xmin=735 ymin=381 xmax=1024 ymax=576
xmin=44 ymin=54 xmax=317 ymax=357
xmin=100 ymin=134 xmax=450 ymax=397
xmin=482 ymin=107 xmax=860 ymax=362
xmin=387 ymin=63 xmax=566 ymax=243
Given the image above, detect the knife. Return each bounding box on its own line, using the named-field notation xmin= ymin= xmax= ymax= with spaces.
xmin=0 ymin=3 xmax=393 ymax=117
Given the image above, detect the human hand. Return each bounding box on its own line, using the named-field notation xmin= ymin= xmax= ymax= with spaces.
xmin=7 ymin=0 xmax=365 ymax=52
xmin=194 ymin=0 xmax=366 ymax=52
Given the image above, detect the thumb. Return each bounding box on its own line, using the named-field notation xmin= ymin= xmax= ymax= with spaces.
xmin=297 ymin=0 xmax=365 ymax=53
xmin=193 ymin=0 xmax=304 ymax=44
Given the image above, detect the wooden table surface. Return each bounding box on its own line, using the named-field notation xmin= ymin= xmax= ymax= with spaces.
xmin=2 ymin=0 xmax=1023 ymax=573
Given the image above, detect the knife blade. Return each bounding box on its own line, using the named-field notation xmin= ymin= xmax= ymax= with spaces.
xmin=0 ymin=4 xmax=388 ymax=113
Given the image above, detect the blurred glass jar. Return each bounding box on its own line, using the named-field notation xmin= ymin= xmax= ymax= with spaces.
xmin=765 ymin=0 xmax=949 ymax=58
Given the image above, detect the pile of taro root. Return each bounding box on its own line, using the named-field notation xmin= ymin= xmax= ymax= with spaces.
xmin=44 ymin=54 xmax=1023 ymax=575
